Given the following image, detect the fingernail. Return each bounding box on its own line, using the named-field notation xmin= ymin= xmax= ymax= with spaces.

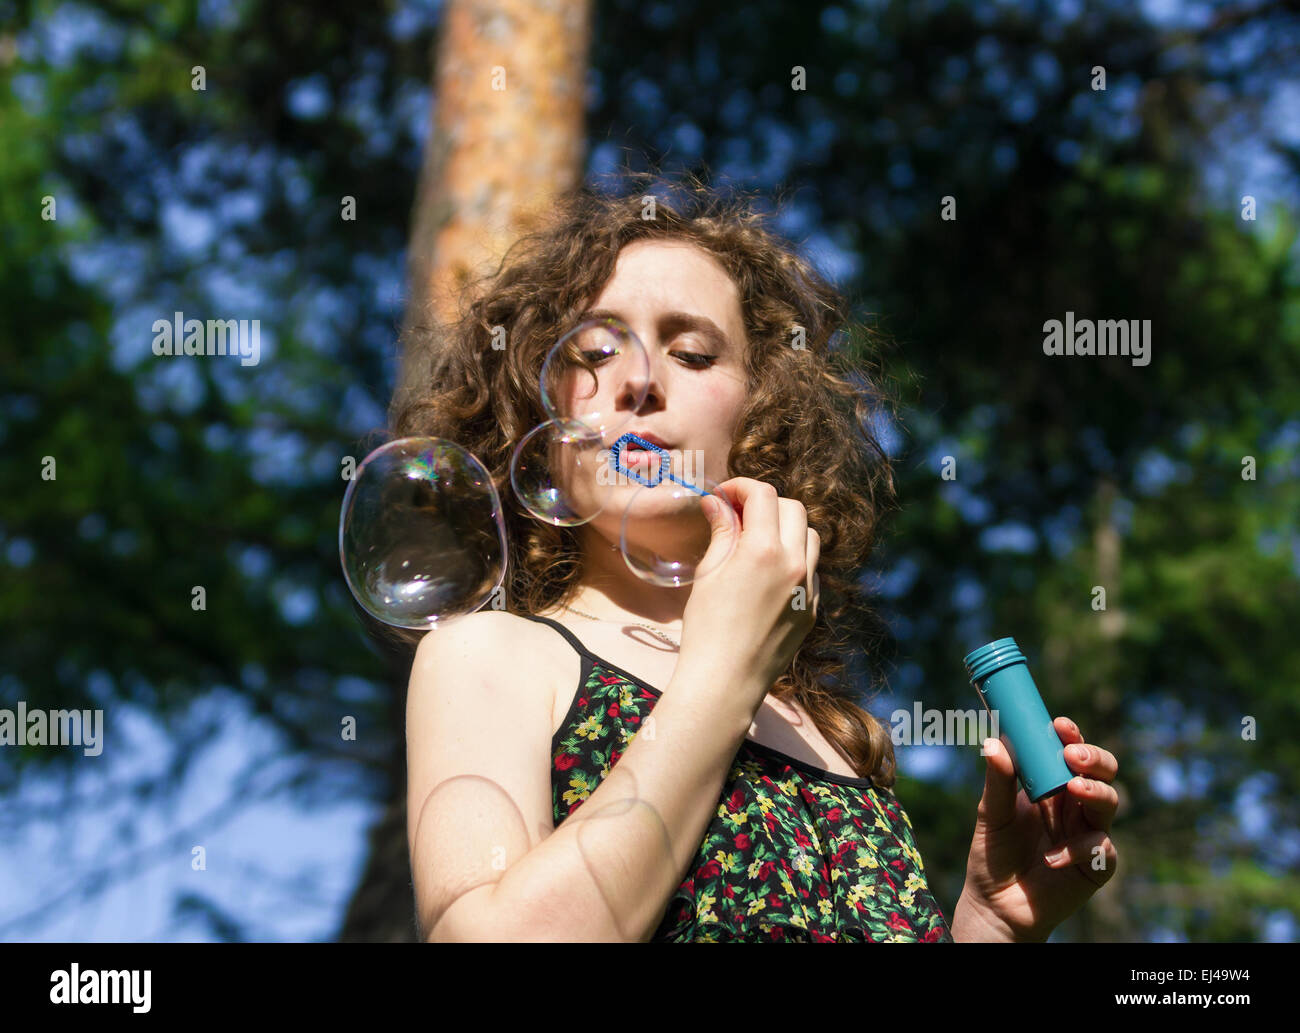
xmin=1044 ymin=848 xmax=1066 ymax=865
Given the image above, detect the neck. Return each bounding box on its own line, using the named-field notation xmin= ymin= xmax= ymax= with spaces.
xmin=569 ymin=524 xmax=690 ymax=626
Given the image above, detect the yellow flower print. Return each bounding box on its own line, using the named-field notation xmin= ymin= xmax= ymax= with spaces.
xmin=818 ymin=899 xmax=834 ymax=917
xmin=575 ymin=715 xmax=604 ymax=741
xmin=715 ymin=850 xmax=739 ymax=874
xmin=793 ymin=852 xmax=815 ymax=877
xmin=757 ymin=794 xmax=775 ymax=813
xmin=747 ymin=897 xmax=767 ymax=916
xmin=561 ymin=771 xmax=595 ymax=806
xmin=855 ymin=848 xmax=880 ymax=869
xmin=789 ymin=914 xmax=808 ymax=930
xmin=904 ymin=872 xmax=924 ymax=893
xmin=747 ymin=859 xmax=763 ymax=879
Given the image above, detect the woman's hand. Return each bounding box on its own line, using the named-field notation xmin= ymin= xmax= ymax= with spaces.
xmin=956 ymin=716 xmax=1119 ymax=942
xmin=677 ymin=477 xmax=820 ymax=715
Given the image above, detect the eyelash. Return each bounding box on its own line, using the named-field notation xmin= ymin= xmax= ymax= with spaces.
xmin=581 ymin=350 xmax=717 ymax=368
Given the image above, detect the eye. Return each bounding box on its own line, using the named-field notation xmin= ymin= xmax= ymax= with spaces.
xmin=673 ymin=351 xmax=717 ymax=369
xmin=580 ymin=349 xmax=615 ymax=365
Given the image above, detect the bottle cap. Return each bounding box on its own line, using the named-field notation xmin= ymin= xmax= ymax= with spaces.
xmin=963 ymin=637 xmax=1027 ymax=684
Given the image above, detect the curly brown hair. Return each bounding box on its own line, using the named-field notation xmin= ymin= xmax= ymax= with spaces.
xmin=384 ymin=174 xmax=903 ymax=787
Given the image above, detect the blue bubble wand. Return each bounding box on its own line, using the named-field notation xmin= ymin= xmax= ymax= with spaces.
xmin=609 ymin=433 xmax=709 ymax=495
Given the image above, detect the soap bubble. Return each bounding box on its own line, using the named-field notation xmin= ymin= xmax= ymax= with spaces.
xmin=339 ymin=437 xmax=505 ymax=628
xmin=509 ymin=419 xmax=612 ymax=526
xmin=540 ymin=317 xmax=648 ymax=438
xmin=618 ymin=474 xmax=738 ymax=587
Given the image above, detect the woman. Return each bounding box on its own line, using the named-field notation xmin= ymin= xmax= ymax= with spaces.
xmin=395 ymin=178 xmax=1119 ymax=942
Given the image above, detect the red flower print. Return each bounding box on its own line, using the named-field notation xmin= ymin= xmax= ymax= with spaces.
xmin=577 ymin=697 xmax=588 ymax=706
xmin=794 ymin=829 xmax=812 ymax=849
xmin=818 ymin=883 xmax=830 ymax=898
xmin=699 ymin=860 xmax=720 ymax=878
xmin=610 ymin=750 xmax=622 ymax=765
xmin=923 ymin=927 xmax=945 ymax=943
xmin=764 ymin=812 xmax=778 ymax=832
xmin=723 ymin=885 xmax=735 ymax=899
xmin=608 ymin=704 xmax=620 ymax=717
xmin=886 ymin=912 xmax=912 ymax=933
xmin=639 ymin=688 xmax=655 ymax=699
xmin=727 ymin=789 xmax=745 ymax=811
xmin=767 ymin=894 xmax=782 ymax=909
xmin=890 ymin=858 xmax=906 ymax=870
xmin=826 ymin=807 xmax=843 ymax=821
xmin=627 ymin=715 xmax=639 ymax=724
xmin=758 ymin=860 xmax=777 ymax=880
xmin=734 ymin=833 xmax=751 ymax=850
xmin=555 ymin=753 xmax=579 ymax=771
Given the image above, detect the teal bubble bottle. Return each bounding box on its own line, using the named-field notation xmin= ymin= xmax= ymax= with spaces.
xmin=963 ymin=638 xmax=1073 ymax=802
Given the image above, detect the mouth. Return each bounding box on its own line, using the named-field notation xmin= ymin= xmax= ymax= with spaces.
xmin=623 ymin=432 xmax=673 ymax=452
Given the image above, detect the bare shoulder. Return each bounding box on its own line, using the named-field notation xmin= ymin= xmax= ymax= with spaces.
xmin=407 ymin=609 xmax=576 ymax=730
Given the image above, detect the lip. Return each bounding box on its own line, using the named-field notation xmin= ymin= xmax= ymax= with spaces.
xmin=624 ymin=431 xmax=673 ymax=451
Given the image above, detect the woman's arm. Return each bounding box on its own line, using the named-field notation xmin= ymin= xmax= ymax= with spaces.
xmin=406 ymin=609 xmax=761 ymax=942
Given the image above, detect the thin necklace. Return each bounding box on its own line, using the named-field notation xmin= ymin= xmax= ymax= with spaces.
xmin=561 ymin=604 xmax=681 ymax=649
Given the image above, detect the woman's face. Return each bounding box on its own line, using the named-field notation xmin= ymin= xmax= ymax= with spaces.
xmin=550 ymin=238 xmax=751 ymax=566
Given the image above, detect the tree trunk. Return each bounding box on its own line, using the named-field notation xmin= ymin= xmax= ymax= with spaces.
xmin=393 ymin=0 xmax=592 ymax=419
xmin=339 ymin=0 xmax=591 ymax=942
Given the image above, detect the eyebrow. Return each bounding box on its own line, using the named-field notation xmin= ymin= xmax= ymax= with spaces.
xmin=579 ymin=309 xmax=734 ymax=354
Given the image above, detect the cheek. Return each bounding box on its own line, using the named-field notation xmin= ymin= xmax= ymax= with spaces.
xmin=694 ymin=381 xmax=747 ymax=478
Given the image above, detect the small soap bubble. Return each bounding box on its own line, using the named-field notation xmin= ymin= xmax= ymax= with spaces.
xmin=339 ymin=437 xmax=505 ymax=628
xmin=618 ymin=475 xmax=737 ymax=587
xmin=509 ymin=419 xmax=614 ymax=526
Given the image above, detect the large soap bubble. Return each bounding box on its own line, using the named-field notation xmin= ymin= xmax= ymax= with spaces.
xmin=540 ymin=316 xmax=649 ymax=439
xmin=339 ymin=437 xmax=506 ymax=628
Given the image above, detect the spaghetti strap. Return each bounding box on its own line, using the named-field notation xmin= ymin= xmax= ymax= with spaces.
xmin=516 ymin=612 xmax=593 ymax=661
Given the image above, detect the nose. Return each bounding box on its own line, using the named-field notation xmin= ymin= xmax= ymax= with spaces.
xmin=614 ymin=337 xmax=666 ymax=417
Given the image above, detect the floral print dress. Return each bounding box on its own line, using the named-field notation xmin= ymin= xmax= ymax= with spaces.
xmin=523 ymin=614 xmax=954 ymax=943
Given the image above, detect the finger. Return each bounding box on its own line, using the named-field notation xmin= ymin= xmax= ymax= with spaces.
xmin=1063 ymin=774 xmax=1119 ymax=832
xmin=776 ymin=497 xmax=808 ymax=567
xmin=1062 ymin=742 xmax=1118 ymax=783
xmin=697 ymin=491 xmax=741 ymax=566
xmin=976 ymin=737 xmax=1021 ymax=831
xmin=1042 ymin=830 xmax=1118 ymax=885
xmin=1054 ymin=715 xmax=1085 ymax=746
xmin=716 ymin=477 xmax=779 ymax=543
